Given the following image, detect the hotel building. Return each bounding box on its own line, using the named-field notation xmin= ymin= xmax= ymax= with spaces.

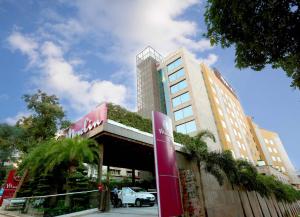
xmin=136 ymin=46 xmax=299 ymax=186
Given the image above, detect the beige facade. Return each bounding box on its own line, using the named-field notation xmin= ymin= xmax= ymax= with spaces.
xmin=247 ymin=117 xmax=300 ymax=186
xmin=136 ymin=47 xmax=299 ymax=185
xmin=201 ymin=64 xmax=260 ymax=163
xmin=157 ymin=48 xmax=222 ymax=151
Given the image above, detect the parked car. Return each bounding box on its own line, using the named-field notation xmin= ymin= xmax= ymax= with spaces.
xmin=118 ymin=187 xmax=155 ymax=207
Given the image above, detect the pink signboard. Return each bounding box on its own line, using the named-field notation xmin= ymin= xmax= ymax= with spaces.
xmin=0 ymin=170 xmax=20 ymax=206
xmin=67 ymin=103 xmax=108 ymax=138
xmin=152 ymin=111 xmax=183 ymax=217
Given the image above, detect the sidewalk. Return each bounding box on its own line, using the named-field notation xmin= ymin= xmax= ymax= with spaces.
xmin=83 ymin=206 xmax=158 ymax=217
xmin=0 ymin=206 xmax=158 ymax=217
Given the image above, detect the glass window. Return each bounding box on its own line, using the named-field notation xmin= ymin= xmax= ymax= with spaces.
xmin=176 ymin=120 xmax=196 ymax=134
xmin=225 ymin=134 xmax=231 ymax=142
xmin=169 ymin=68 xmax=184 ymax=82
xmin=172 ymin=92 xmax=190 ymax=107
xmin=170 ymin=80 xmax=187 ymax=94
xmin=221 ymin=120 xmax=226 ymax=128
xmin=268 ymin=147 xmax=273 ymax=152
xmin=174 ymin=106 xmax=193 ymax=121
xmin=167 ymin=58 xmax=182 ymax=71
xmin=218 ymin=108 xmax=223 ymax=116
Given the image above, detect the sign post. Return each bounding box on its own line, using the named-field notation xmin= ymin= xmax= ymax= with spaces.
xmin=152 ymin=111 xmax=183 ymax=217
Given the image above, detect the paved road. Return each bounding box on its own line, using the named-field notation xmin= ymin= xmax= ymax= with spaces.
xmin=82 ymin=206 xmax=158 ymax=217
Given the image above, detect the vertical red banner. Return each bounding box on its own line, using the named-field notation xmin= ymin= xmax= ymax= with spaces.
xmin=0 ymin=170 xmax=20 ymax=206
xmin=152 ymin=111 xmax=183 ymax=217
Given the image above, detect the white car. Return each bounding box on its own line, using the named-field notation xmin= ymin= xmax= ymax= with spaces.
xmin=118 ymin=187 xmax=156 ymax=207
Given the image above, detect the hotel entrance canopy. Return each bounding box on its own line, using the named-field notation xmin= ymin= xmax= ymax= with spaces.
xmin=84 ymin=119 xmax=183 ymax=172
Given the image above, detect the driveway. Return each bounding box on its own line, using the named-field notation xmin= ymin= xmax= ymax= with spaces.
xmin=81 ymin=206 xmax=158 ymax=217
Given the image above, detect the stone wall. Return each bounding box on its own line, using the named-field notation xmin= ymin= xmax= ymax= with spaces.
xmin=177 ymin=157 xmax=300 ymax=217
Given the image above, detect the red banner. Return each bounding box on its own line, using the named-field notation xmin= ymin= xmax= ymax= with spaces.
xmin=0 ymin=170 xmax=20 ymax=206
xmin=152 ymin=111 xmax=183 ymax=217
xmin=67 ymin=103 xmax=108 ymax=138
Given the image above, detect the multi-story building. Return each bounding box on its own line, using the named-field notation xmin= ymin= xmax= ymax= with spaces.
xmin=247 ymin=118 xmax=300 ymax=186
xmin=136 ymin=46 xmax=299 ymax=186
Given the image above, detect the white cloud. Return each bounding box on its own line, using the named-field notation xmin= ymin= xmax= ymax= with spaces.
xmin=8 ymin=33 xmax=127 ymax=113
xmin=48 ymin=0 xmax=214 ymax=65
xmin=199 ymin=53 xmax=218 ymax=66
xmin=4 ymin=112 xmax=30 ymax=125
xmin=7 ymin=1 xmax=217 ymax=113
xmin=7 ymin=32 xmax=39 ymax=65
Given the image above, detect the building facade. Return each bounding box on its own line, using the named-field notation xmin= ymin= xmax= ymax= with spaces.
xmin=136 ymin=46 xmax=299 ymax=186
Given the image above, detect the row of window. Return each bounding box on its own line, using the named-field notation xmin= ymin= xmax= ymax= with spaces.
xmin=268 ymin=147 xmax=278 ymax=153
xmin=167 ymin=59 xmax=196 ymax=135
xmin=265 ymin=138 xmax=274 ymax=145
xmin=272 ymin=156 xmax=282 ymax=162
xmin=167 ymin=57 xmax=182 ymax=71
xmin=169 ymin=68 xmax=184 ymax=82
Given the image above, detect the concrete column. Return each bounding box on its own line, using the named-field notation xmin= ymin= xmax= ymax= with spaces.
xmin=98 ymin=143 xmax=104 ymax=211
xmin=132 ymin=169 xmax=136 ymax=186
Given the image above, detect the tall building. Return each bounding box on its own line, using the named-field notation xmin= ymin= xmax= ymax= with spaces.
xmin=247 ymin=118 xmax=300 ymax=185
xmin=136 ymin=46 xmax=299 ymax=185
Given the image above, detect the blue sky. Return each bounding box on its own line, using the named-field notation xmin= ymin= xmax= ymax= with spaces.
xmin=0 ymin=1 xmax=299 ymax=170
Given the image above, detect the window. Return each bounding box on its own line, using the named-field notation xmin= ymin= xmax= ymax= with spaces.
xmin=174 ymin=106 xmax=193 ymax=121
xmin=172 ymin=92 xmax=190 ymax=107
xmin=169 ymin=68 xmax=184 ymax=82
xmin=281 ymin=167 xmax=286 ymax=172
xmin=272 ymin=156 xmax=277 ymax=161
xmin=268 ymin=147 xmax=273 ymax=153
xmin=176 ymin=120 xmax=197 ymax=134
xmin=273 ymin=148 xmax=278 ymax=153
xmin=233 ymin=129 xmax=238 ymax=136
xmin=225 ymin=134 xmax=231 ymax=142
xmin=170 ymin=80 xmax=187 ymax=94
xmin=215 ymin=98 xmax=220 ymax=105
xmin=238 ymin=132 xmax=242 ymax=139
xmin=269 ymin=140 xmax=274 ymax=145
xmin=237 ymin=141 xmax=241 ymax=148
xmin=277 ymin=157 xmax=282 ymax=162
xmin=264 ymin=139 xmax=269 ymax=144
xmin=209 ymin=77 xmax=213 ymax=83
xmin=231 ymin=150 xmax=236 ymax=159
xmin=218 ymin=108 xmax=223 ymax=116
xmin=242 ymin=144 xmax=246 ymax=151
xmin=221 ymin=120 xmax=226 ymax=129
xmin=110 ymin=169 xmax=121 ymax=175
xmin=167 ymin=58 xmax=182 ymax=71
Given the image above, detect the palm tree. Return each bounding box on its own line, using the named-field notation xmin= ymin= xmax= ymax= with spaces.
xmin=19 ymin=137 xmax=98 ymax=195
xmin=44 ymin=137 xmax=98 ymax=174
xmin=181 ymin=130 xmax=223 ymax=217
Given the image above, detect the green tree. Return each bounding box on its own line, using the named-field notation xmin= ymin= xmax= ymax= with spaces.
xmin=17 ymin=90 xmax=68 ymax=152
xmin=20 ymin=137 xmax=98 ymax=177
xmin=0 ymin=124 xmax=24 ymax=185
xmin=181 ymin=130 xmax=221 ymax=217
xmin=205 ymin=0 xmax=300 ymax=89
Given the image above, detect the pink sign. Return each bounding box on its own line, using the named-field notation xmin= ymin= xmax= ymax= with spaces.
xmin=67 ymin=103 xmax=108 ymax=138
xmin=0 ymin=170 xmax=20 ymax=206
xmin=152 ymin=111 xmax=183 ymax=217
